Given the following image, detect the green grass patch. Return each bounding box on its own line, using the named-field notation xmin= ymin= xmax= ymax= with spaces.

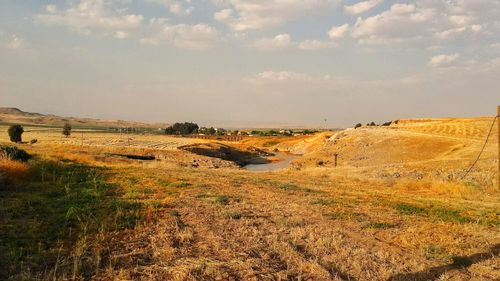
xmin=311 ymin=198 xmax=337 ymax=206
xmin=266 ymin=181 xmax=318 ymax=193
xmin=263 ymin=141 xmax=280 ymax=147
xmin=157 ymin=180 xmax=171 ymax=187
xmin=430 ymin=207 xmax=473 ymax=224
xmin=325 ymin=212 xmax=350 ymax=220
xmin=393 ymin=203 xmax=426 ymax=215
xmin=363 ymin=222 xmax=395 ymax=229
xmin=0 ymin=160 xmax=142 ymax=278
xmin=172 ymin=181 xmax=192 ymax=188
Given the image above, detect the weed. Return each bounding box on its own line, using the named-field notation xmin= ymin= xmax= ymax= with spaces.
xmin=158 ymin=180 xmax=171 ymax=187
xmin=214 ymin=195 xmax=230 ymax=205
xmin=325 ymin=212 xmax=349 ymax=220
xmin=431 ymin=207 xmax=472 ymax=224
xmin=423 ymin=244 xmax=448 ymax=259
xmin=226 ymin=211 xmax=242 ymax=220
xmin=393 ymin=203 xmax=426 ymax=215
xmin=311 ymin=198 xmax=336 ymax=206
xmin=173 ymin=181 xmax=192 ymax=188
xmin=363 ymin=222 xmax=395 ymax=229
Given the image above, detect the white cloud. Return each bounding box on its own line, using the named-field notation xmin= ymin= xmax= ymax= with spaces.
xmin=140 ymin=22 xmax=218 ymax=49
xmin=5 ymin=35 xmax=26 ymax=50
xmin=253 ymin=35 xmax=336 ymax=51
xmin=328 ymin=24 xmax=349 ymax=39
xmin=351 ymin=1 xmax=500 ymax=46
xmin=252 ymin=71 xmax=312 ymax=82
xmin=214 ymin=0 xmax=339 ymax=31
xmin=253 ymin=34 xmax=292 ymax=50
xmin=35 ymin=0 xmax=144 ymax=36
xmin=429 ymin=53 xmax=460 ymax=67
xmin=344 ymin=0 xmax=383 ymax=15
xmin=298 ymin=40 xmax=336 ymax=50
xmin=114 ymin=30 xmax=129 ymax=39
xmin=146 ymin=0 xmax=194 ymax=16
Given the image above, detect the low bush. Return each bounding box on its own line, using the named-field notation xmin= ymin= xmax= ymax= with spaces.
xmin=0 ymin=145 xmax=31 ymax=162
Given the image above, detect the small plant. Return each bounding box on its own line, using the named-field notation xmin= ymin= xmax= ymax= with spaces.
xmin=8 ymin=125 xmax=24 ymax=143
xmin=215 ymin=195 xmax=230 ymax=205
xmin=423 ymin=244 xmax=447 ymax=259
xmin=30 ymin=139 xmax=38 ymax=145
xmin=226 ymin=211 xmax=242 ymax=220
xmin=63 ymin=123 xmax=72 ymax=138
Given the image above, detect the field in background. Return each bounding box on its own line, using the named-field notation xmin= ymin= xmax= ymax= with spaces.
xmin=0 ymin=117 xmax=499 ymax=280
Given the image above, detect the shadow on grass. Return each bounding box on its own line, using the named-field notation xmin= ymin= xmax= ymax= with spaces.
xmin=0 ymin=159 xmax=143 ymax=279
xmin=388 ymin=244 xmax=500 ymax=281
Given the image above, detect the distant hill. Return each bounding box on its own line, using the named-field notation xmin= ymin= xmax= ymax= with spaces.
xmin=0 ymin=107 xmax=169 ymax=129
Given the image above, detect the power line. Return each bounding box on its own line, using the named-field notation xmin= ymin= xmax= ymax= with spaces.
xmin=462 ymin=115 xmax=499 ymax=179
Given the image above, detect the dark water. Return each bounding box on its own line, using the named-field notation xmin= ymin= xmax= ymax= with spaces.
xmin=243 ymin=152 xmax=300 ymax=172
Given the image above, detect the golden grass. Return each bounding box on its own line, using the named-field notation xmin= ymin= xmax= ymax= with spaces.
xmin=0 ymin=158 xmax=30 ymax=185
xmin=1 ymin=117 xmax=499 ymax=280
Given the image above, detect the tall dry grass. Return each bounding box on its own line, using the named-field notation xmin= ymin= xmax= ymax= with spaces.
xmin=0 ymin=158 xmax=30 ymax=185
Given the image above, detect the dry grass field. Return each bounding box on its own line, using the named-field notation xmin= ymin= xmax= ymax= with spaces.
xmin=0 ymin=118 xmax=499 ymax=281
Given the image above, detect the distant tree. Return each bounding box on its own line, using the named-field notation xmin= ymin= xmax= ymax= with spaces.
xmin=370 ymin=122 xmax=377 ymax=126
xmin=382 ymin=121 xmax=392 ymax=126
xmin=207 ymin=127 xmax=216 ymax=135
xmin=165 ymin=122 xmax=199 ymax=135
xmin=63 ymin=123 xmax=72 ymax=138
xmin=303 ymin=129 xmax=313 ymax=135
xmin=354 ymin=123 xmax=362 ymax=129
xmin=8 ymin=125 xmax=24 ymax=143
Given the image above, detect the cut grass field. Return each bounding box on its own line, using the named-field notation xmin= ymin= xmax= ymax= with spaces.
xmin=0 ymin=118 xmax=499 ymax=280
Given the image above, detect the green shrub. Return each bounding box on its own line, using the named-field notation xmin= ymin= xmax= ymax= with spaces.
xmin=8 ymin=125 xmax=24 ymax=143
xmin=0 ymin=145 xmax=31 ymax=161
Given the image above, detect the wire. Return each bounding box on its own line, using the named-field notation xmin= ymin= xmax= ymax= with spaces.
xmin=462 ymin=115 xmax=499 ymax=179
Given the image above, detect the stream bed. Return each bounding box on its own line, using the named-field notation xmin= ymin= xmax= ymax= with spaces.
xmin=243 ymin=152 xmax=300 ymax=172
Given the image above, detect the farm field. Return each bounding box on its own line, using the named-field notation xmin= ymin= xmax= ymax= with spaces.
xmin=0 ymin=118 xmax=499 ymax=280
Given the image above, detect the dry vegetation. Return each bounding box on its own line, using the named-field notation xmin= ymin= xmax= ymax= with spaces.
xmin=0 ymin=117 xmax=499 ymax=281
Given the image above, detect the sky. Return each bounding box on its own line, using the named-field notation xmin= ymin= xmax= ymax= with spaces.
xmin=0 ymin=0 xmax=499 ymax=127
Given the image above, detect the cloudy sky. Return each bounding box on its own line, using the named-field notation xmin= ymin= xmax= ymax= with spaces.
xmin=1 ymin=0 xmax=499 ymax=127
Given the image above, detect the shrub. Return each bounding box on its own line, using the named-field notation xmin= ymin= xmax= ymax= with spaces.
xmin=354 ymin=123 xmax=362 ymax=129
xmin=0 ymin=145 xmax=31 ymax=162
xmin=30 ymin=139 xmax=38 ymax=145
xmin=8 ymin=125 xmax=24 ymax=143
xmin=62 ymin=123 xmax=72 ymax=137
